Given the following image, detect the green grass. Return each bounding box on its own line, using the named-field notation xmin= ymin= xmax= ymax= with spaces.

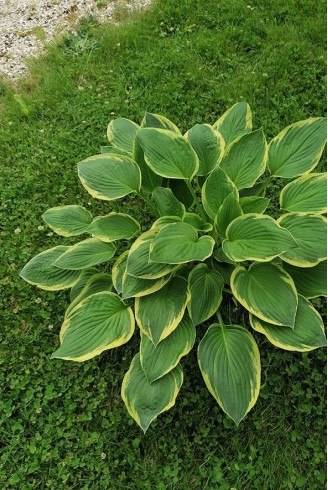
xmin=0 ymin=0 xmax=326 ymax=488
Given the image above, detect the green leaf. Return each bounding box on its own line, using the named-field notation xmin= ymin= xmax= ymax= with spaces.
xmin=149 ymin=222 xmax=215 ymax=264
xmin=239 ymin=181 xmax=267 ymax=198
xmin=250 ymin=295 xmax=326 ymax=352
xmin=121 ymin=354 xmax=183 ymax=433
xmin=213 ymin=101 xmax=252 ymax=145
xmin=112 ymin=251 xmax=129 ymax=294
xmin=214 ymin=193 xmax=242 ymax=238
xmin=122 ymin=272 xmax=172 ymax=300
xmin=183 ymin=213 xmax=213 ymax=232
xmin=42 ymin=205 xmax=93 ymax=237
xmin=66 ymin=273 xmax=113 ymax=317
xmin=135 ymin=276 xmax=190 ymax=345
xmin=140 ymin=315 xmax=196 ymax=383
xmin=70 ymin=268 xmax=98 ymax=301
xmin=141 ymin=112 xmax=181 ymax=134
xmin=52 ymin=292 xmax=134 ymax=362
xmin=198 ymin=323 xmax=260 ymax=425
xmin=220 ymin=129 xmax=267 ymax=190
xmin=202 ymin=166 xmax=238 ymax=219
xmin=222 ymin=214 xmax=297 ymax=262
xmin=231 ymin=262 xmax=298 ymax=327
xmin=278 ymin=213 xmax=327 ymax=267
xmin=267 ymin=117 xmax=327 ymax=178
xmin=133 ymin=138 xmax=162 ymax=192
xmin=213 ymin=246 xmax=236 ymax=265
xmin=87 ymin=213 xmax=140 ymax=242
xmin=280 ymin=173 xmax=327 ymax=214
xmin=127 ymin=229 xmax=178 ymax=279
xmin=239 ymin=196 xmax=269 ymax=214
xmin=137 ymin=128 xmax=199 ymax=179
xmin=212 ymin=261 xmax=236 ymax=284
xmin=107 ymin=117 xmax=139 ymax=153
xmin=283 ymin=261 xmax=327 ymax=299
xmin=152 ymin=216 xmax=182 ymax=228
xmin=54 ymin=238 xmax=116 ymax=270
xmin=20 ymin=246 xmax=81 ymax=291
xmin=78 ymin=154 xmax=141 ymax=201
xmin=188 ymin=264 xmax=224 ymax=325
xmin=169 ymin=179 xmax=194 ymax=208
xmin=186 ymin=124 xmax=225 ymax=176
xmin=152 ymin=187 xmax=185 ymax=218
xmin=100 ymin=146 xmax=129 ymax=156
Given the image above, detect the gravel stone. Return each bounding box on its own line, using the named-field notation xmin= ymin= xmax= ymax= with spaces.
xmin=0 ymin=0 xmax=151 ymax=80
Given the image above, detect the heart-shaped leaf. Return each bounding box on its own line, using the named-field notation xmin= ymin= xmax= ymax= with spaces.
xmin=52 ymin=292 xmax=134 ymax=362
xmin=42 ymin=205 xmax=93 ymax=237
xmin=78 ymin=154 xmax=141 ymax=201
xmin=250 ymin=295 xmax=326 ymax=352
xmin=121 ymin=354 xmax=183 ymax=433
xmin=198 ymin=323 xmax=260 ymax=425
xmin=149 ymin=222 xmax=215 ymax=264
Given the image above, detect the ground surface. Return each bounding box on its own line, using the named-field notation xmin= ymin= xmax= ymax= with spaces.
xmin=0 ymin=0 xmax=327 ymax=488
xmin=0 ymin=0 xmax=151 ymax=79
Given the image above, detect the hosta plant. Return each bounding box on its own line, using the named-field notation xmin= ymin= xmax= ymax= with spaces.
xmin=20 ymin=102 xmax=327 ymax=432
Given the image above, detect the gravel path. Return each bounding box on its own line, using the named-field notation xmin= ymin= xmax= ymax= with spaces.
xmin=0 ymin=0 xmax=151 ymax=80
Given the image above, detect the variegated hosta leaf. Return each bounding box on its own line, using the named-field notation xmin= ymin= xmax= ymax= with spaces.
xmin=66 ymin=273 xmax=113 ymax=317
xmin=112 ymin=248 xmax=167 ymax=299
xmin=70 ymin=268 xmax=98 ymax=301
xmin=198 ymin=323 xmax=260 ymax=425
xmin=220 ymin=129 xmax=267 ymax=190
xmin=278 ymin=213 xmax=327 ymax=267
xmin=213 ymin=246 xmax=236 ymax=265
xmin=135 ymin=276 xmax=190 ymax=345
xmin=42 ymin=205 xmax=93 ymax=237
xmin=213 ymin=101 xmax=252 ymax=145
xmin=127 ymin=229 xmax=178 ymax=279
xmin=122 ymin=272 xmax=172 ymax=300
xmin=152 ymin=187 xmax=185 ymax=218
xmin=151 ymin=216 xmax=181 ymax=228
xmin=283 ymin=261 xmax=327 ymax=299
xmin=133 ymin=138 xmax=162 ymax=193
xmin=20 ymin=246 xmax=81 ymax=291
xmin=214 ymin=193 xmax=242 ymax=238
xmin=87 ymin=213 xmax=140 ymax=242
xmin=188 ymin=264 xmax=224 ymax=325
xmin=141 ymin=112 xmax=181 ymax=134
xmin=100 ymin=146 xmax=129 ymax=156
xmin=137 ymin=128 xmax=199 ymax=179
xmin=231 ymin=262 xmax=298 ymax=327
xmin=107 ymin=117 xmax=139 ymax=154
xmin=202 ymin=166 xmax=238 ymax=219
xmin=121 ymin=354 xmax=183 ymax=433
xmin=250 ymin=295 xmax=327 ymax=352
xmin=140 ymin=315 xmax=196 ymax=383
xmin=149 ymin=222 xmax=215 ymax=264
xmin=222 ymin=214 xmax=297 ymax=262
xmin=52 ymin=292 xmax=134 ymax=362
xmin=183 ymin=213 xmax=213 ymax=232
xmin=267 ymin=117 xmax=327 ymax=178
xmin=112 ymin=251 xmax=129 ymax=294
xmin=280 ymin=173 xmax=327 ymax=214
xmin=77 ymin=154 xmax=141 ymax=201
xmin=185 ymin=123 xmax=225 ymax=176
xmin=239 ymin=196 xmax=270 ymax=214
xmin=54 ymin=238 xmax=116 ymax=270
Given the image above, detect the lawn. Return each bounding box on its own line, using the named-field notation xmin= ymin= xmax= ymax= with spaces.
xmin=0 ymin=0 xmax=326 ymax=488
